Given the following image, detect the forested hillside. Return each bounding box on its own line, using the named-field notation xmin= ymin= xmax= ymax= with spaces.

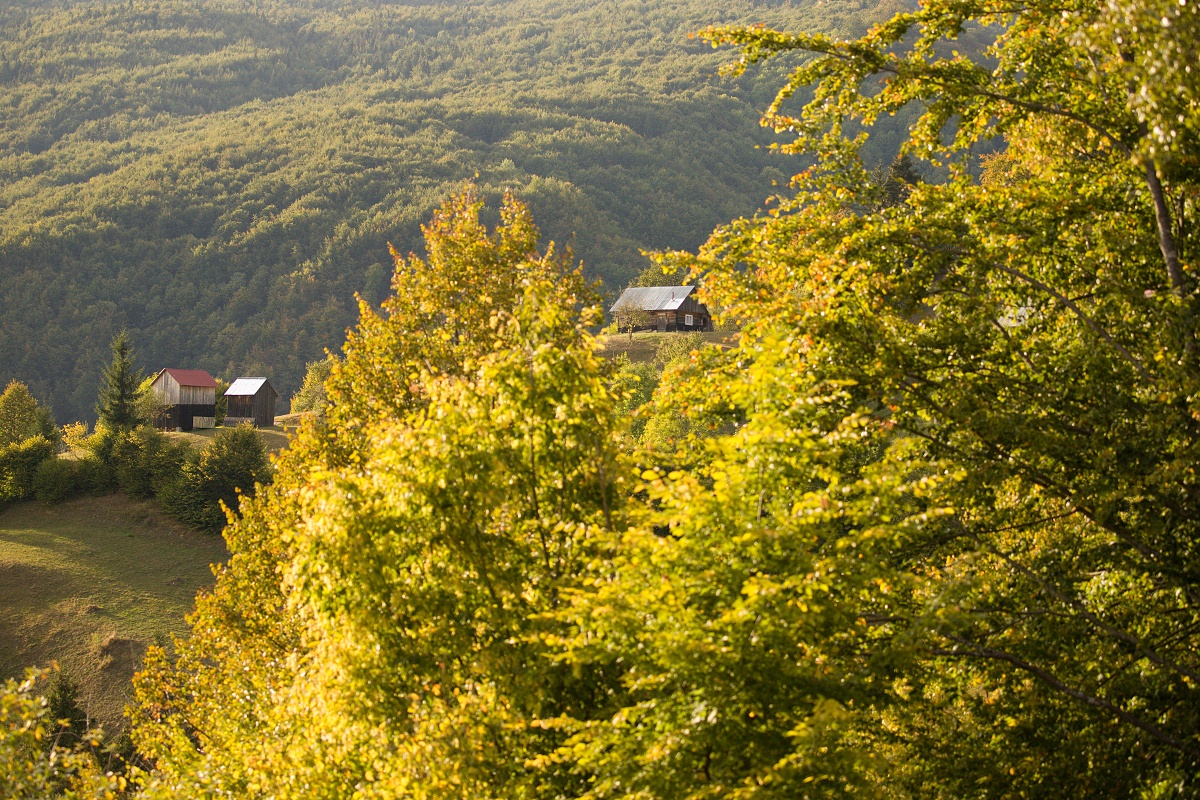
xmin=0 ymin=0 xmax=904 ymax=422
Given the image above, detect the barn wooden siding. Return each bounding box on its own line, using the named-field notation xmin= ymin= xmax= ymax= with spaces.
xmin=223 ymin=378 xmax=279 ymax=428
xmin=609 ymin=285 xmax=713 ymax=333
xmin=150 ymin=369 xmax=217 ymax=431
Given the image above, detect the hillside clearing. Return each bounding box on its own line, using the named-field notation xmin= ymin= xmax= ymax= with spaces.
xmin=0 ymin=495 xmax=227 ymax=733
xmin=596 ymin=330 xmax=736 ymax=363
xmin=165 ymin=424 xmax=292 ymax=455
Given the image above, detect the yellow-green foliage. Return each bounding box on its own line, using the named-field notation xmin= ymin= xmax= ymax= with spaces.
xmin=0 ymin=669 xmax=124 ymax=799
xmin=126 ymin=0 xmax=1200 ymax=795
xmin=0 ymin=437 xmax=55 ymax=504
xmin=132 ymin=190 xmax=627 ymax=798
xmin=0 ymin=381 xmax=56 ymax=448
xmin=289 ymin=358 xmax=336 ymax=416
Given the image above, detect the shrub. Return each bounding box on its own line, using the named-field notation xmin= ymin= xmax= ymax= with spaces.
xmin=639 ymin=409 xmax=693 ymax=453
xmin=289 ymin=358 xmax=335 ymax=416
xmin=76 ymin=455 xmax=114 ymax=497
xmin=102 ymin=426 xmax=188 ymax=499
xmin=609 ymin=354 xmax=659 ymax=440
xmin=652 ymin=331 xmax=705 ymax=369
xmin=61 ymin=421 xmax=89 ymax=452
xmin=34 ymin=457 xmax=80 ymax=503
xmin=0 ymin=668 xmax=120 ymax=798
xmin=0 ymin=435 xmax=55 ymax=503
xmin=162 ymin=424 xmax=270 ymax=531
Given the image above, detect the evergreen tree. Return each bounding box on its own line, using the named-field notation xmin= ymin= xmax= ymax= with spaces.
xmin=95 ymin=331 xmax=143 ymax=430
xmin=42 ymin=670 xmax=88 ymax=751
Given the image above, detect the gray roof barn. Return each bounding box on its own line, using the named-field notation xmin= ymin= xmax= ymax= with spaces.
xmin=224 ymin=377 xmax=279 ymax=428
xmin=609 ymin=285 xmax=698 ymax=313
xmin=609 ymin=285 xmax=711 ymax=332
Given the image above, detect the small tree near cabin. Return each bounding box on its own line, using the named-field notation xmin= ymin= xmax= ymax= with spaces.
xmin=289 ymin=357 xmax=336 ymax=417
xmin=611 ymin=295 xmax=652 ymax=340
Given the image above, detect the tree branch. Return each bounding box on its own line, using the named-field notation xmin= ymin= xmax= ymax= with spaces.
xmin=968 ymin=528 xmax=1200 ymax=684
xmin=932 ymin=636 xmax=1200 ymax=759
xmin=1144 ymin=162 xmax=1187 ymax=296
xmin=989 ymin=263 xmax=1152 ymax=381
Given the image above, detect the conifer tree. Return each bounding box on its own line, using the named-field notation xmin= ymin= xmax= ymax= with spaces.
xmin=95 ymin=331 xmax=143 ymax=430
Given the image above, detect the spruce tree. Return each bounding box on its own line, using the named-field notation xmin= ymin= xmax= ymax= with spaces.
xmin=95 ymin=331 xmax=142 ymax=430
xmin=42 ymin=670 xmax=88 ymax=751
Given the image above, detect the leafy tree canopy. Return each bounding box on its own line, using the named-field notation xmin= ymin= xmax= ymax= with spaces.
xmin=133 ymin=189 xmax=627 ymax=797
xmin=541 ymin=0 xmax=1200 ymax=795
xmin=0 ymin=380 xmax=55 ymax=447
xmin=128 ymin=0 xmax=1200 ymax=797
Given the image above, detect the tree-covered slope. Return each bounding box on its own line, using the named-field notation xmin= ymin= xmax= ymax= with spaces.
xmin=0 ymin=0 xmax=903 ymax=422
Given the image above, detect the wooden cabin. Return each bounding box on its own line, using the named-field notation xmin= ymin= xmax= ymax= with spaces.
xmin=609 ymin=285 xmax=711 ymax=332
xmin=223 ymin=378 xmax=279 ymax=428
xmin=150 ymin=368 xmax=217 ymax=431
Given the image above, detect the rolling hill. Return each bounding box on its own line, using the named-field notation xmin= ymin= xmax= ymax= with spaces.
xmin=0 ymin=0 xmax=906 ymax=422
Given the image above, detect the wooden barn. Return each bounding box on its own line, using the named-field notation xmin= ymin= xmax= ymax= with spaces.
xmin=150 ymin=368 xmax=217 ymax=431
xmin=223 ymin=378 xmax=279 ymax=428
xmin=609 ymin=285 xmax=711 ymax=332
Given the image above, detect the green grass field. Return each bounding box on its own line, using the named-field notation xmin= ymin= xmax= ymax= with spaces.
xmin=596 ymin=330 xmax=736 ymax=363
xmin=0 ymin=495 xmax=227 ymax=732
xmin=165 ymin=423 xmax=294 ymax=455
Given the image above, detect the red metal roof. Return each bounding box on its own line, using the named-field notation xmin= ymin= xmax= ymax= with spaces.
xmin=161 ymin=368 xmax=218 ymax=388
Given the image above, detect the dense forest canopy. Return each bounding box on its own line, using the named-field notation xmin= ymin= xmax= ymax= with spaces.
xmin=0 ymin=0 xmax=907 ymax=422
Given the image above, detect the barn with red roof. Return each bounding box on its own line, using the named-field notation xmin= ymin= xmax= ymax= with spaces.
xmin=149 ymin=368 xmax=218 ymax=431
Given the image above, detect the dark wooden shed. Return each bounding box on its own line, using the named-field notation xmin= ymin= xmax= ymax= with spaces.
xmin=609 ymin=285 xmax=712 ymax=332
xmin=150 ymin=368 xmax=217 ymax=431
xmin=223 ymin=378 xmax=279 ymax=428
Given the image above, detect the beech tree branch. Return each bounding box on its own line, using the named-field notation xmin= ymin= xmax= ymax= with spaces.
xmin=989 ymin=263 xmax=1152 ymax=381
xmin=1144 ymin=162 xmax=1187 ymax=296
xmin=967 ymin=529 xmax=1200 ymax=684
xmin=932 ymin=636 xmax=1200 ymax=759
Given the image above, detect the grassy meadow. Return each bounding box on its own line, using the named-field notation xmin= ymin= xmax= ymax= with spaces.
xmin=0 ymin=495 xmax=228 ymax=732
xmin=595 ymin=330 xmax=735 ymax=363
xmin=165 ymin=422 xmax=296 ymax=456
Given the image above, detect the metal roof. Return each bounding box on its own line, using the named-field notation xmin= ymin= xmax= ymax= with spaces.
xmin=225 ymin=377 xmax=271 ymax=396
xmin=609 ymin=285 xmax=697 ymax=313
xmin=158 ymin=368 xmax=217 ymax=388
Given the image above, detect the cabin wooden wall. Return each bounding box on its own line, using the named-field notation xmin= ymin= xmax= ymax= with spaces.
xmin=151 ymin=373 xmax=217 ymax=430
xmin=151 ymin=374 xmax=215 ymax=406
xmin=225 ymin=385 xmax=278 ymax=427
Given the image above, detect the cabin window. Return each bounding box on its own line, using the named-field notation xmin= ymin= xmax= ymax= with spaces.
xmin=685 ymin=314 xmax=694 ymax=326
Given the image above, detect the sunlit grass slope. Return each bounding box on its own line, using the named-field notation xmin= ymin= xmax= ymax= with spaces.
xmin=596 ymin=329 xmax=734 ymax=363
xmin=0 ymin=495 xmax=227 ymax=732
xmin=166 ymin=423 xmax=293 ymax=456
